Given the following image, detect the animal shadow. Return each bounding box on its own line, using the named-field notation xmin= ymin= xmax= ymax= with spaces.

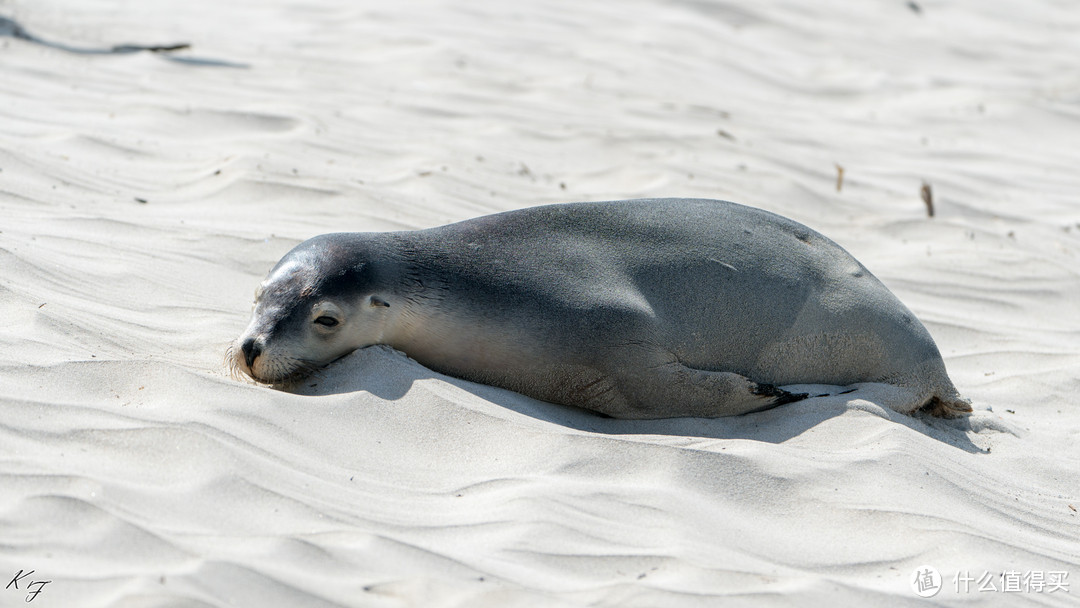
xmin=293 ymin=345 xmax=1011 ymax=454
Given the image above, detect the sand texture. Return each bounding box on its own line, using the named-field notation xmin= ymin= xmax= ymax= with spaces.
xmin=1 ymin=0 xmax=1079 ymax=606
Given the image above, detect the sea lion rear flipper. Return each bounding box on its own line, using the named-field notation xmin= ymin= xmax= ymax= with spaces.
xmin=919 ymin=395 xmax=974 ymax=418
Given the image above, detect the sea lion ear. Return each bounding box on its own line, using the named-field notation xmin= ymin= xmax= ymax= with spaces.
xmin=370 ymin=295 xmax=390 ymax=308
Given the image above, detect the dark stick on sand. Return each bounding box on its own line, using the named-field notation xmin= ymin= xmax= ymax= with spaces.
xmin=111 ymin=43 xmax=191 ymax=54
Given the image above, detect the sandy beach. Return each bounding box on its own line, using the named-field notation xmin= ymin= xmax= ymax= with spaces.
xmin=1 ymin=0 xmax=1078 ymax=605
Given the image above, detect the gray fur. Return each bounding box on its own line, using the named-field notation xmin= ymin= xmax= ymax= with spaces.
xmin=232 ymin=198 xmax=971 ymax=419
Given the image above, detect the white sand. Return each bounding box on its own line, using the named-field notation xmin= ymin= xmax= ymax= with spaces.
xmin=2 ymin=0 xmax=1078 ymax=605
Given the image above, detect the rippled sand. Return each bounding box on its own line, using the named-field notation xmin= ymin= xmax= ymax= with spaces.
xmin=1 ymin=1 xmax=1078 ymax=606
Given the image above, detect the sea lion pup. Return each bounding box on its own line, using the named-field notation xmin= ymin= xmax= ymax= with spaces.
xmin=228 ymin=198 xmax=971 ymax=419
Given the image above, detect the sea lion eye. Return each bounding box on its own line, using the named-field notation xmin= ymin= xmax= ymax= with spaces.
xmin=314 ymin=316 xmax=339 ymax=327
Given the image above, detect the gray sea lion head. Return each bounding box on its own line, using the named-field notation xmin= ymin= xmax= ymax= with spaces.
xmin=227 ymin=234 xmax=394 ymax=385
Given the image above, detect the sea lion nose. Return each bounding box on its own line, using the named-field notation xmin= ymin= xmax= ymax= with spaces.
xmin=241 ymin=337 xmax=262 ymax=369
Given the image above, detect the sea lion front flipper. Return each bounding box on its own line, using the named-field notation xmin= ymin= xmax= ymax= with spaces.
xmin=601 ymin=358 xmax=807 ymax=419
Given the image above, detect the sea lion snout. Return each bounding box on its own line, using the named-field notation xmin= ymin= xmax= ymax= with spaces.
xmin=241 ymin=336 xmax=263 ymax=369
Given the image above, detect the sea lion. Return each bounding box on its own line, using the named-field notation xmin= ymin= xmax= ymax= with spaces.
xmin=227 ymin=198 xmax=971 ymax=419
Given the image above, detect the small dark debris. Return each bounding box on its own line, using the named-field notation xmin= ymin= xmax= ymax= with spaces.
xmin=716 ymin=129 xmax=736 ymax=141
xmin=559 ymin=182 xmax=567 ymax=190
xmin=214 ymin=169 xmax=221 ymax=175
xmin=135 ymin=197 xmax=148 ymax=204
xmin=907 ymin=1 xmax=922 ymax=14
xmin=38 ymin=302 xmax=46 ymax=308
xmin=920 ymin=182 xmax=934 ymax=217
xmin=418 ymin=171 xmax=433 ymax=177
xmin=1006 ymin=409 xmax=1015 ymax=414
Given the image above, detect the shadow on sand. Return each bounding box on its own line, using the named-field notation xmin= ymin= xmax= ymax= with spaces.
xmin=291 ymin=346 xmax=1015 ymax=455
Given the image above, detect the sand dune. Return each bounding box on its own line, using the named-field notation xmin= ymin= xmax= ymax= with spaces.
xmin=1 ymin=0 xmax=1078 ymax=606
